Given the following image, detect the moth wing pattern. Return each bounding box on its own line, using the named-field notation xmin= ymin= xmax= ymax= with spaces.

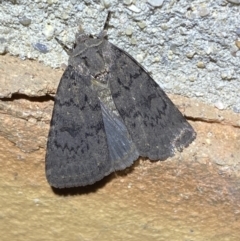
xmin=46 ymin=65 xmax=112 ymax=188
xmin=46 ymin=31 xmax=196 ymax=188
xmin=108 ymin=43 xmax=196 ymax=160
xmin=46 ymin=65 xmax=140 ymax=188
xmin=101 ymin=102 xmax=139 ymax=170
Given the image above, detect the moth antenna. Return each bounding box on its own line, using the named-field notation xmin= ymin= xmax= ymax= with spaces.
xmin=97 ymin=30 xmax=108 ymax=39
xmin=55 ymin=37 xmax=72 ymax=56
xmin=103 ymin=11 xmax=112 ymax=31
xmin=98 ymin=11 xmax=112 ymax=39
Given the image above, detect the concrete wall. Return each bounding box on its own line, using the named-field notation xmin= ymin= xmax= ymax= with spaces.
xmin=0 ymin=0 xmax=240 ymax=111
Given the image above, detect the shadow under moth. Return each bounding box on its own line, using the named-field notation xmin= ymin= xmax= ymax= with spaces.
xmin=45 ymin=30 xmax=196 ymax=189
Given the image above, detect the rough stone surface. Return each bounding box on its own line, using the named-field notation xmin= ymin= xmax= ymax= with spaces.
xmin=227 ymin=0 xmax=240 ymax=4
xmin=0 ymin=55 xmax=240 ymax=240
xmin=147 ymin=0 xmax=164 ymax=7
xmin=0 ymin=128 xmax=240 ymax=241
xmin=0 ymin=0 xmax=239 ymax=112
xmin=0 ymin=55 xmax=62 ymax=98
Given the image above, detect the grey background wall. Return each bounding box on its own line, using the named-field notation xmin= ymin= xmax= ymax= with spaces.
xmin=0 ymin=0 xmax=239 ymax=112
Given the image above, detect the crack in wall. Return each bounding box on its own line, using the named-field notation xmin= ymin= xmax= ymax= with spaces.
xmin=0 ymin=93 xmax=239 ymax=129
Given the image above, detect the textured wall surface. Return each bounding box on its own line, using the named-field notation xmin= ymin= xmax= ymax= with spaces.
xmin=0 ymin=1 xmax=240 ymax=238
xmin=0 ymin=0 xmax=240 ymax=111
xmin=1 ymin=132 xmax=240 ymax=241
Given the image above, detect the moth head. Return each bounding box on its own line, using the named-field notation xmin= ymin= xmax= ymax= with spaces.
xmin=68 ymin=33 xmax=107 ymax=77
xmin=75 ymin=26 xmax=92 ymax=46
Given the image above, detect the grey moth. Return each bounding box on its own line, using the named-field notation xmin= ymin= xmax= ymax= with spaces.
xmin=45 ymin=30 xmax=196 ymax=188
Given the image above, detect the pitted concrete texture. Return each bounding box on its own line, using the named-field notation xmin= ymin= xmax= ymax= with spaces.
xmin=0 ymin=0 xmax=240 ymax=111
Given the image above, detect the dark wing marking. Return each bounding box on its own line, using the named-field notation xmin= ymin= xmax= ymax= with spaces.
xmin=101 ymin=102 xmax=139 ymax=171
xmin=45 ymin=65 xmax=111 ymax=188
xmin=108 ymin=44 xmax=196 ymax=160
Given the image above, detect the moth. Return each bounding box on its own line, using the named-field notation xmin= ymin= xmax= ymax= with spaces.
xmin=45 ymin=31 xmax=196 ymax=188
